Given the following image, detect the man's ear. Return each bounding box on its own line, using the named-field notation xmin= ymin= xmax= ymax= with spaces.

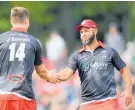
xmin=24 ymin=18 xmax=27 ymax=24
xmin=94 ymin=28 xmax=98 ymax=35
xmin=24 ymin=17 xmax=29 ymax=24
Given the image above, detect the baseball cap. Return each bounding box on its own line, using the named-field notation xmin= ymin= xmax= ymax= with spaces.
xmin=76 ymin=19 xmax=97 ymax=31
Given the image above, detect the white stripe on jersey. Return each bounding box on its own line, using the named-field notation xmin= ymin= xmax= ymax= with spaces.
xmin=0 ymin=91 xmax=32 ymax=100
xmin=80 ymin=96 xmax=117 ymax=106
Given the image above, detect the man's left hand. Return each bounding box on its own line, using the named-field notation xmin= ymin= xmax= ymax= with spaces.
xmin=122 ymin=90 xmax=132 ymax=107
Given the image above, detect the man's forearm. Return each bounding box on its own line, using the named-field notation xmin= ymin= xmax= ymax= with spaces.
xmin=59 ymin=71 xmax=70 ymax=81
xmin=120 ymin=66 xmax=132 ymax=92
xmin=35 ymin=65 xmax=50 ymax=81
xmin=58 ymin=68 xmax=73 ymax=81
xmin=38 ymin=70 xmax=50 ymax=81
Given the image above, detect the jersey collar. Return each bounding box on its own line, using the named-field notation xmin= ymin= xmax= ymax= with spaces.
xmin=79 ymin=41 xmax=105 ymax=53
xmin=11 ymin=27 xmax=27 ymax=33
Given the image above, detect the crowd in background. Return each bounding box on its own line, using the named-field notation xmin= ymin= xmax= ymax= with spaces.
xmin=32 ymin=22 xmax=135 ymax=110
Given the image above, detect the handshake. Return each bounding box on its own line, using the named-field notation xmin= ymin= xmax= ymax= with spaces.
xmin=46 ymin=70 xmax=63 ymax=84
xmin=36 ymin=66 xmax=72 ymax=84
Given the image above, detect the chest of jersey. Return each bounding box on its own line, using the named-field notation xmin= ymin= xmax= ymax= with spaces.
xmin=78 ymin=49 xmax=112 ymax=72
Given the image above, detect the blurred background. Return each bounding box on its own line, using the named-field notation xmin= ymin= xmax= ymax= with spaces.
xmin=0 ymin=1 xmax=135 ymax=110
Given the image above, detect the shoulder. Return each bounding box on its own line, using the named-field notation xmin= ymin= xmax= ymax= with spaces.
xmin=27 ymin=34 xmax=40 ymax=46
xmin=104 ymin=45 xmax=119 ymax=57
xmin=104 ymin=45 xmax=114 ymax=52
xmin=70 ymin=51 xmax=79 ymax=59
xmin=26 ymin=33 xmax=37 ymax=41
xmin=24 ymin=34 xmax=42 ymax=51
xmin=0 ymin=31 xmax=11 ymax=42
xmin=72 ymin=50 xmax=79 ymax=56
xmin=0 ymin=31 xmax=11 ymax=37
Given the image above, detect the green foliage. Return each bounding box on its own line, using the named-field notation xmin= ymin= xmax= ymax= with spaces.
xmin=0 ymin=1 xmax=134 ymax=41
xmin=0 ymin=19 xmax=10 ymax=31
xmin=11 ymin=1 xmax=59 ymax=25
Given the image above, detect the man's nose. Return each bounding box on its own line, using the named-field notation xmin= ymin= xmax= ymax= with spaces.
xmin=81 ymin=34 xmax=86 ymax=38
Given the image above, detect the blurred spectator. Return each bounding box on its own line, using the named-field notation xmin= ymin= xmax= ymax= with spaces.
xmin=104 ymin=22 xmax=125 ymax=54
xmin=46 ymin=31 xmax=68 ymax=70
xmin=122 ymin=42 xmax=135 ymax=69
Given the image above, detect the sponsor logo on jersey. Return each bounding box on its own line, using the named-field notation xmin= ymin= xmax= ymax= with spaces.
xmin=8 ymin=74 xmax=24 ymax=82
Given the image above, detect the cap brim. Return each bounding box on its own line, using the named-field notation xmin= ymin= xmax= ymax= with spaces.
xmin=76 ymin=25 xmax=92 ymax=31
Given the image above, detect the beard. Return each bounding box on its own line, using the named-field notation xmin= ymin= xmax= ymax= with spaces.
xmin=82 ymin=34 xmax=95 ymax=45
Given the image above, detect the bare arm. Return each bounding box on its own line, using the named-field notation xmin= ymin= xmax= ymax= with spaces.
xmin=120 ymin=66 xmax=132 ymax=92
xmin=57 ymin=68 xmax=74 ymax=81
xmin=119 ymin=66 xmax=132 ymax=106
xmin=35 ymin=63 xmax=59 ymax=83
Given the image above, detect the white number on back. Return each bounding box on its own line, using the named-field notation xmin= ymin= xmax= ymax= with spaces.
xmin=9 ymin=43 xmax=26 ymax=61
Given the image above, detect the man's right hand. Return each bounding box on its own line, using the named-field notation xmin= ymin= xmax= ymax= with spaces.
xmin=35 ymin=64 xmax=60 ymax=83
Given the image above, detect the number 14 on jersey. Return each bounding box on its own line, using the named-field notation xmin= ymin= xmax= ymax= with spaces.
xmin=9 ymin=43 xmax=26 ymax=61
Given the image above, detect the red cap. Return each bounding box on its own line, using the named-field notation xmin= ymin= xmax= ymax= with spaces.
xmin=76 ymin=19 xmax=97 ymax=31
